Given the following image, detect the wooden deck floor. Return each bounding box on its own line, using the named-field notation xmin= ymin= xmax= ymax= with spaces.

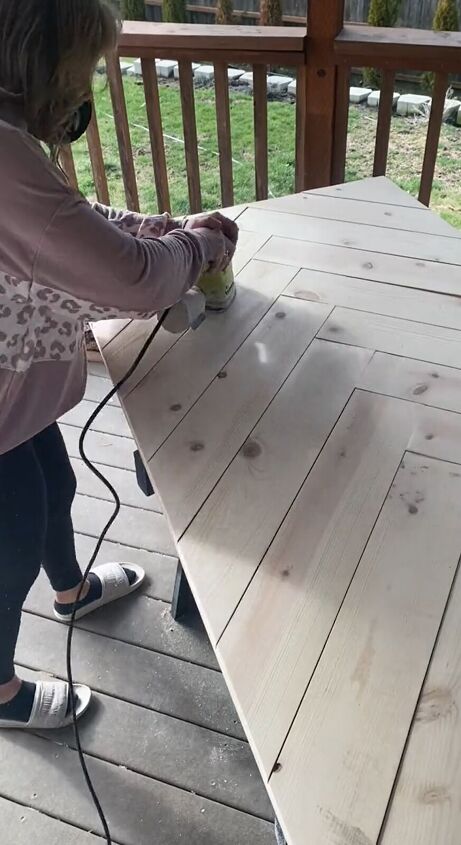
xmin=1 ymin=362 xmax=275 ymax=845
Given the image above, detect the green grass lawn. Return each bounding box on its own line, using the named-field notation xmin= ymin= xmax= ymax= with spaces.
xmin=72 ymin=76 xmax=461 ymax=228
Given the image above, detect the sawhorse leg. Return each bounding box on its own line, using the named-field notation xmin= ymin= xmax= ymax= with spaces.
xmin=171 ymin=562 xmax=198 ymax=620
xmin=133 ymin=450 xmax=199 ymax=621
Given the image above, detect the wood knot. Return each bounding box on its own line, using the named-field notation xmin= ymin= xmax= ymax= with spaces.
xmin=425 ymin=433 xmax=435 ymax=441
xmin=363 ymin=262 xmax=374 ymax=270
xmin=417 ymin=688 xmax=456 ymax=723
xmin=408 ymin=503 xmax=418 ymax=515
xmin=420 ymin=786 xmax=450 ymax=805
xmin=275 ymin=311 xmax=286 ymax=319
xmin=431 ymin=372 xmax=440 ymax=379
xmin=190 ymin=441 xmax=205 ymax=452
xmin=413 ymin=384 xmax=428 ymax=396
xmin=272 ymin=762 xmax=282 ymax=773
xmin=170 ymin=403 xmax=182 ymax=412
xmin=217 ymin=370 xmax=227 ymax=379
xmin=328 ymin=325 xmax=340 ymax=334
xmin=241 ymin=440 xmax=261 ymax=459
xmin=281 ymin=568 xmax=291 ymax=578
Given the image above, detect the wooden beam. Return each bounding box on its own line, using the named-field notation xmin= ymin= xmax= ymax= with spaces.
xmin=335 ymin=25 xmax=461 ymax=72
xmin=118 ymin=22 xmax=306 ymax=54
xmin=300 ymin=0 xmax=346 ymax=189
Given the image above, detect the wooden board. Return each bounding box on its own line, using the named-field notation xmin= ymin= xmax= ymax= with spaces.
xmin=120 ymin=260 xmax=299 ymax=461
xmin=179 ymin=341 xmax=372 ymax=645
xmin=360 ymin=351 xmax=461 ymax=414
xmin=256 ymin=191 xmax=460 ymax=238
xmin=285 ymin=268 xmax=461 ymax=330
xmin=270 ymin=452 xmax=461 ymax=845
xmin=218 ymin=391 xmax=416 ymax=778
xmin=238 ymin=207 xmax=461 ymax=265
xmin=150 ymin=298 xmax=331 ymax=539
xmin=256 ymin=238 xmax=461 ymax=296
xmin=309 ymin=175 xmax=425 ymax=208
xmin=381 ymin=557 xmax=461 ymax=845
xmin=318 ymin=307 xmax=461 ymax=370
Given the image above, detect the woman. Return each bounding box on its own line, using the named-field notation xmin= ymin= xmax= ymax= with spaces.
xmin=0 ymin=0 xmax=238 ymax=730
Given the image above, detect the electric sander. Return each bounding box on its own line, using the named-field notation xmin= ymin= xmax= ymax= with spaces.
xmin=162 ymin=263 xmax=236 ymax=334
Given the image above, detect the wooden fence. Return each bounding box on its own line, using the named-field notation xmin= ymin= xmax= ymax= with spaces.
xmin=61 ymin=3 xmax=461 ymax=215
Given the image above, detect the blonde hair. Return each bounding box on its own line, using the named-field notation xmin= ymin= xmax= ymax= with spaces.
xmin=0 ymin=0 xmax=118 ymax=145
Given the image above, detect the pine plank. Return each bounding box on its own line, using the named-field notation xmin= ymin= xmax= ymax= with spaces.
xmin=257 ymin=191 xmax=459 ymax=237
xmin=121 ymin=260 xmax=299 ymax=461
xmin=270 ymin=453 xmax=461 ymax=845
xmin=238 ymin=207 xmax=461 ymax=265
xmin=0 ymin=733 xmax=274 ymax=845
xmin=91 ymin=318 xmax=130 ymax=349
xmin=179 ymin=341 xmax=372 ymax=644
xmin=256 ymin=237 xmax=461 ymax=296
xmin=319 ymin=308 xmax=461 ymax=370
xmin=25 ymin=570 xmax=216 ymax=669
xmin=381 ymin=555 xmax=461 ymax=844
xmin=218 ymin=391 xmax=416 ymax=778
xmin=37 ymin=689 xmax=272 ymax=819
xmin=71 ymin=494 xmax=175 ymax=556
xmin=310 ymin=176 xmax=425 ymax=208
xmin=360 ymin=351 xmax=461 ymax=414
xmin=16 ymin=613 xmax=243 ymax=738
xmin=285 ymin=268 xmax=461 ymax=329
xmin=0 ymin=796 xmax=103 ymax=845
xmin=71 ymin=456 xmax=161 ymax=512
xmin=95 ymin=231 xmax=271 ymax=404
xmin=96 ymin=316 xmax=182 ymax=400
xmin=150 ymin=298 xmax=332 ymax=539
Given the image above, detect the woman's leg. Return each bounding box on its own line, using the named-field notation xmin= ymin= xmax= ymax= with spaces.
xmin=31 ymin=423 xmax=83 ymax=595
xmin=0 ymin=438 xmax=47 ymax=713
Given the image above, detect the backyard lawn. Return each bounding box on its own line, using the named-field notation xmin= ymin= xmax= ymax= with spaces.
xmin=73 ymin=76 xmax=461 ymax=228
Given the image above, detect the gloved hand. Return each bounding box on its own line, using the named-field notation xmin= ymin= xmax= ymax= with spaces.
xmin=184 ymin=212 xmax=239 ymax=271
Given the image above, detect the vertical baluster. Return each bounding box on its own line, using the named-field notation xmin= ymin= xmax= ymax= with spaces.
xmin=253 ymin=64 xmax=268 ymax=201
xmin=419 ymin=72 xmax=448 ymax=207
xmin=178 ymin=60 xmax=202 ymax=213
xmin=373 ymin=70 xmax=396 ymax=177
xmin=106 ymin=51 xmax=140 ymax=211
xmin=86 ymin=100 xmax=110 ymax=205
xmin=59 ymin=145 xmax=78 ymax=191
xmin=214 ymin=62 xmax=234 ymax=208
xmin=141 ymin=58 xmax=171 ymax=214
xmin=331 ymin=65 xmax=350 ymax=185
xmin=295 ymin=66 xmax=307 ymax=192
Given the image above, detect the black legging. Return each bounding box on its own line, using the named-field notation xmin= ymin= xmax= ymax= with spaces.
xmin=0 ymin=423 xmax=82 ymax=684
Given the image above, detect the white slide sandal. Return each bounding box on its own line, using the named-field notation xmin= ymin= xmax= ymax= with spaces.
xmin=0 ymin=680 xmax=91 ymax=730
xmin=53 ymin=561 xmax=145 ymax=623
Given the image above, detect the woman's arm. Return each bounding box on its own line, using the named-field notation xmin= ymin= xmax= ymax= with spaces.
xmin=91 ymin=203 xmax=184 ymax=238
xmin=33 ymin=194 xmax=231 ymax=321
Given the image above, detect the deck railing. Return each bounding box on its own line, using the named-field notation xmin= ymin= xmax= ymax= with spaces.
xmin=61 ymin=1 xmax=461 ymax=215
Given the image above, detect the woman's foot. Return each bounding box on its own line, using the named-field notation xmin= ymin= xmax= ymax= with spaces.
xmin=54 ymin=563 xmax=143 ymax=622
xmin=0 ymin=677 xmax=36 ymax=723
xmin=0 ymin=676 xmax=91 ymax=728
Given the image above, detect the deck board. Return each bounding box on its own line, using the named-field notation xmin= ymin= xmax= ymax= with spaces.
xmin=1 ymin=373 xmax=274 ymax=843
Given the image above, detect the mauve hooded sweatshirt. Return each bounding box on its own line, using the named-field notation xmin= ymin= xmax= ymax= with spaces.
xmin=0 ymin=110 xmax=217 ymax=455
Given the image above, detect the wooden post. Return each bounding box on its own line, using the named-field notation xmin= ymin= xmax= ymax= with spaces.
xmin=299 ymin=0 xmax=346 ymax=190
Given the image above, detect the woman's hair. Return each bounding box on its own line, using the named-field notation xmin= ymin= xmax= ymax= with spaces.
xmin=0 ymin=0 xmax=118 ymax=145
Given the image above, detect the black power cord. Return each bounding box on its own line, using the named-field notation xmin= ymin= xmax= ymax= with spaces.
xmin=66 ymin=309 xmax=170 ymax=843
